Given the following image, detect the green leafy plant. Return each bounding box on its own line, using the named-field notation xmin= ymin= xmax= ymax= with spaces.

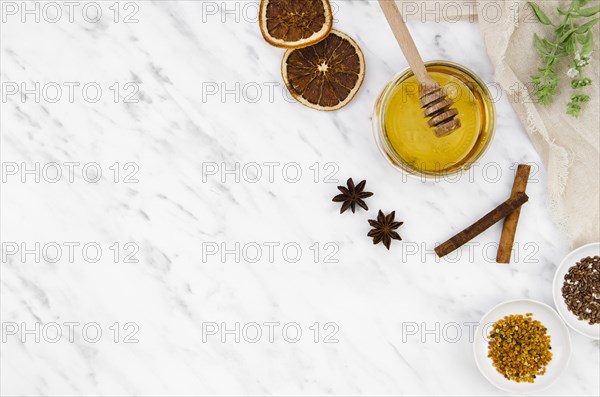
xmin=529 ymin=0 xmax=599 ymax=117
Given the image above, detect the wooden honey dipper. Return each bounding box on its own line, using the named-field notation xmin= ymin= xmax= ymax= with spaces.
xmin=379 ymin=0 xmax=461 ymax=137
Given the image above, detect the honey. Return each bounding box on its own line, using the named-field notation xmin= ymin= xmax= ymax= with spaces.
xmin=374 ymin=61 xmax=495 ymax=177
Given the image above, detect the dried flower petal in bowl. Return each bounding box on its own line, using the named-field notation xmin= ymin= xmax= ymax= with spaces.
xmin=474 ymin=299 xmax=571 ymax=394
xmin=487 ymin=313 xmax=552 ymax=383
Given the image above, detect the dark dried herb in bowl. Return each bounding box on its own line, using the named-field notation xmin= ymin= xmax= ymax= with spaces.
xmin=562 ymin=255 xmax=600 ymax=325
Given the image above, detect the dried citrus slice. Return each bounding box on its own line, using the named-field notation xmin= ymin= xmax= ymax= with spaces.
xmin=259 ymin=0 xmax=333 ymax=49
xmin=281 ymin=30 xmax=365 ymax=111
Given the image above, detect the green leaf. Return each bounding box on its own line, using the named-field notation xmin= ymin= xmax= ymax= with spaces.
xmin=564 ymin=36 xmax=577 ymax=55
xmin=571 ymin=94 xmax=590 ymax=103
xmin=567 ymin=106 xmax=581 ymax=117
xmin=534 ymin=34 xmax=548 ymax=54
xmin=572 ymin=78 xmax=593 ymax=88
xmin=566 ymin=93 xmax=589 ymax=117
xmin=578 ymin=5 xmax=600 ymax=17
xmin=576 ymin=17 xmax=600 ymax=34
xmin=528 ymin=2 xmax=554 ymax=25
xmin=577 ymin=31 xmax=591 ymax=45
xmin=574 ymin=0 xmax=589 ymax=11
xmin=558 ymin=28 xmax=577 ymax=43
xmin=582 ymin=31 xmax=594 ymax=54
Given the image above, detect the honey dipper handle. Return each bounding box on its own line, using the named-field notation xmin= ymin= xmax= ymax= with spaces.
xmin=378 ymin=0 xmax=435 ymax=86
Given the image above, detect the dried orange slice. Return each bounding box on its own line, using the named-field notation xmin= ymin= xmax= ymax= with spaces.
xmin=259 ymin=0 xmax=333 ymax=49
xmin=281 ymin=30 xmax=365 ymax=111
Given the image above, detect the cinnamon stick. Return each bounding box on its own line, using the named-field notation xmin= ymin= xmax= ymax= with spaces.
xmin=496 ymin=164 xmax=531 ymax=263
xmin=435 ymin=192 xmax=529 ymax=258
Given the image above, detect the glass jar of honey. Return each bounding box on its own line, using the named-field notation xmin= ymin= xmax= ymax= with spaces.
xmin=373 ymin=61 xmax=495 ymax=179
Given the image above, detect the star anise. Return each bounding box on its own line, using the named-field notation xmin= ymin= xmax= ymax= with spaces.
xmin=332 ymin=178 xmax=373 ymax=214
xmin=367 ymin=210 xmax=403 ymax=250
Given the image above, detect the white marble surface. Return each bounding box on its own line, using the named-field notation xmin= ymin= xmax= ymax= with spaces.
xmin=1 ymin=1 xmax=599 ymax=396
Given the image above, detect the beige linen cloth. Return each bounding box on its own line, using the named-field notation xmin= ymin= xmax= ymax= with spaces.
xmin=398 ymin=0 xmax=600 ymax=247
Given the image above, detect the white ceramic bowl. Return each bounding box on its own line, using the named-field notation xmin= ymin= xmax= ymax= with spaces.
xmin=473 ymin=299 xmax=571 ymax=394
xmin=552 ymin=242 xmax=600 ymax=340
